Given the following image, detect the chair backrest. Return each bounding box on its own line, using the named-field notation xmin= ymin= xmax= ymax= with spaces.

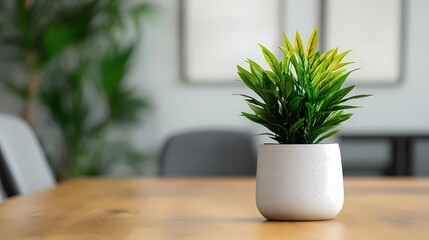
xmin=0 ymin=114 xmax=55 ymax=195
xmin=0 ymin=179 xmax=4 ymax=202
xmin=159 ymin=130 xmax=257 ymax=176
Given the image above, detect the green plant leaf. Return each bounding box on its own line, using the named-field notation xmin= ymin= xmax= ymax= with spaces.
xmin=284 ymin=73 xmax=294 ymax=99
xmin=264 ymin=70 xmax=280 ymax=85
xmin=315 ymin=130 xmax=341 ymax=144
xmin=237 ymin=65 xmax=256 ymax=91
xmin=305 ymin=102 xmax=314 ymax=119
xmin=306 ymin=27 xmax=318 ymax=61
xmin=241 ymin=112 xmax=266 ymax=125
xmin=308 ymin=125 xmax=338 ymax=143
xmin=330 ymin=105 xmax=360 ymax=111
xmin=248 ymin=103 xmax=278 ymax=123
xmin=340 ymin=94 xmax=372 ymax=103
xmin=289 ymin=96 xmax=304 ymax=113
xmin=294 ymin=31 xmax=305 ymax=61
xmin=282 ymin=33 xmax=294 ymax=54
xmin=259 ymin=44 xmax=281 ymax=75
xmin=247 ymin=58 xmax=264 ymax=85
xmin=289 ymin=118 xmax=305 ymax=136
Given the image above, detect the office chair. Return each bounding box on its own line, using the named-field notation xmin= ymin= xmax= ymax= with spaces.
xmin=159 ymin=130 xmax=257 ymax=176
xmin=0 ymin=179 xmax=4 ymax=202
xmin=0 ymin=114 xmax=55 ymax=196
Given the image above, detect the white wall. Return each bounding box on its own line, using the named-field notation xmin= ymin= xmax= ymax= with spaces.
xmin=129 ymin=0 xmax=429 ymax=174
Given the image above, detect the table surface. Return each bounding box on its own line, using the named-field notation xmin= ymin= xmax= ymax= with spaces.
xmin=0 ymin=178 xmax=428 ymax=240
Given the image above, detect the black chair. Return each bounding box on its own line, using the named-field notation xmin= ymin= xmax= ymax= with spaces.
xmin=159 ymin=130 xmax=257 ymax=176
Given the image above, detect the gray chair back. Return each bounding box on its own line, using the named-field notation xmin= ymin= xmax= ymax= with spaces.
xmin=160 ymin=130 xmax=257 ymax=176
xmin=0 ymin=179 xmax=4 ymax=202
xmin=0 ymin=114 xmax=55 ymax=196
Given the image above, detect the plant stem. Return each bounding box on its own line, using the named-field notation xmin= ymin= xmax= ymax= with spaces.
xmin=22 ymin=50 xmax=42 ymax=124
xmin=25 ymin=0 xmax=34 ymax=9
xmin=22 ymin=69 xmax=41 ymax=124
xmin=22 ymin=0 xmax=37 ymax=123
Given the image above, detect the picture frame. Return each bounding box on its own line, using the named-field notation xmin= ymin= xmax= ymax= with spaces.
xmin=179 ymin=0 xmax=284 ymax=84
xmin=321 ymin=0 xmax=404 ymax=85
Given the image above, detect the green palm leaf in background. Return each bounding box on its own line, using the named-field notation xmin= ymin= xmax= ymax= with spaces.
xmin=0 ymin=0 xmax=151 ymax=179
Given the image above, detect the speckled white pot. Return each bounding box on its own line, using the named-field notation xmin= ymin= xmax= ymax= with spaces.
xmin=256 ymin=144 xmax=344 ymax=221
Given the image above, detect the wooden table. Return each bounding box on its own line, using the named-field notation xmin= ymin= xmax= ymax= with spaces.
xmin=0 ymin=178 xmax=428 ymax=239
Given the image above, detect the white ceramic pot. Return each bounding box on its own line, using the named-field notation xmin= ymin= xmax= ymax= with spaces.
xmin=256 ymin=143 xmax=344 ymax=221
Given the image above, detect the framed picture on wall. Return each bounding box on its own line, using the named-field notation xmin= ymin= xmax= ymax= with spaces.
xmin=323 ymin=0 xmax=404 ymax=85
xmin=180 ymin=0 xmax=283 ymax=84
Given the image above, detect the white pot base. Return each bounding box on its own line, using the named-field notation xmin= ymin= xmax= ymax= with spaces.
xmin=255 ymin=144 xmax=344 ymax=221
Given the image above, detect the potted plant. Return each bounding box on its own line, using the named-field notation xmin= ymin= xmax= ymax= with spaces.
xmin=0 ymin=1 xmax=151 ymax=179
xmin=237 ymin=27 xmax=370 ymax=220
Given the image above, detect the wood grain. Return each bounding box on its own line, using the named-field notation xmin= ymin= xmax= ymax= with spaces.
xmin=0 ymin=178 xmax=429 ymax=239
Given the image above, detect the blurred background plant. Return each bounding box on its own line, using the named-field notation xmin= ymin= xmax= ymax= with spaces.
xmin=0 ymin=0 xmax=151 ymax=180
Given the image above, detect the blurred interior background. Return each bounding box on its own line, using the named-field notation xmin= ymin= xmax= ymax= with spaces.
xmin=1 ymin=0 xmax=429 ymax=182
